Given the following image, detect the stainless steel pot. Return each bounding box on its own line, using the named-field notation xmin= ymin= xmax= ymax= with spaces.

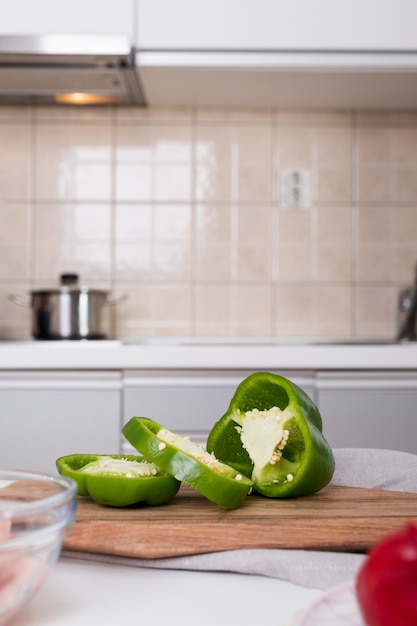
xmin=9 ymin=274 xmax=126 ymax=340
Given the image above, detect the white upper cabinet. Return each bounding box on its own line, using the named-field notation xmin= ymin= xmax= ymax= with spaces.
xmin=0 ymin=0 xmax=136 ymax=38
xmin=1 ymin=0 xmax=416 ymax=108
xmin=135 ymin=0 xmax=417 ymax=109
xmin=136 ymin=0 xmax=417 ymax=51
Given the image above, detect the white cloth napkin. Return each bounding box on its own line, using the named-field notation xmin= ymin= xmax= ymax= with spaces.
xmin=63 ymin=448 xmax=417 ymax=589
xmin=331 ymin=447 xmax=417 ymax=493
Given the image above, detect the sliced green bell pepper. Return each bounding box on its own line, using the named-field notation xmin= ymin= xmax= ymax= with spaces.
xmin=206 ymin=371 xmax=335 ymax=498
xmin=56 ymin=454 xmax=180 ymax=507
xmin=122 ymin=417 xmax=253 ymax=510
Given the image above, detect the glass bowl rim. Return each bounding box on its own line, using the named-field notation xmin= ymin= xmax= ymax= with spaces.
xmin=0 ymin=468 xmax=77 ymax=519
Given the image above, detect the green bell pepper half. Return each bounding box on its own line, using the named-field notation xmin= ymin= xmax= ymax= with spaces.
xmin=122 ymin=417 xmax=253 ymax=510
xmin=206 ymin=371 xmax=335 ymax=498
xmin=56 ymin=454 xmax=181 ymax=507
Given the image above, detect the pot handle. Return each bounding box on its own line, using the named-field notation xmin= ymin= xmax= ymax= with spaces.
xmin=105 ymin=294 xmax=128 ymax=306
xmin=8 ymin=294 xmax=31 ymax=307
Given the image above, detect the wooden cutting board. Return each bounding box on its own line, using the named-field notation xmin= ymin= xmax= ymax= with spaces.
xmin=63 ymin=485 xmax=417 ymax=559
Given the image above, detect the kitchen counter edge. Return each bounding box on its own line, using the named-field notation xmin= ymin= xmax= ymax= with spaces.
xmin=0 ymin=340 xmax=416 ymax=370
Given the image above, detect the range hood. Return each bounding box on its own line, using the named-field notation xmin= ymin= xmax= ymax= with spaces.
xmin=0 ymin=34 xmax=145 ymax=105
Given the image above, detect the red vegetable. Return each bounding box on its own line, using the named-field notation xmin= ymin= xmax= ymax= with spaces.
xmin=356 ymin=522 xmax=417 ymax=626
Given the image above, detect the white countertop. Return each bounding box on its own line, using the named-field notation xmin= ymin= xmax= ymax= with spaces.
xmin=0 ymin=338 xmax=416 ymax=370
xmin=14 ymin=558 xmax=323 ymax=626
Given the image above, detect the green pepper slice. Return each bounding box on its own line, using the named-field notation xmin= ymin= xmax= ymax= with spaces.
xmin=206 ymin=372 xmax=335 ymax=498
xmin=56 ymin=454 xmax=181 ymax=507
xmin=122 ymin=417 xmax=253 ymax=510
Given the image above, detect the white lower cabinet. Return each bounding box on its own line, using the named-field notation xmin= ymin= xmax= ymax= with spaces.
xmin=123 ymin=368 xmax=417 ymax=455
xmin=2 ymin=365 xmax=415 ymax=475
xmin=316 ymin=372 xmax=417 ymax=454
xmin=121 ymin=369 xmax=316 ymax=452
xmin=0 ymin=371 xmax=122 ymax=474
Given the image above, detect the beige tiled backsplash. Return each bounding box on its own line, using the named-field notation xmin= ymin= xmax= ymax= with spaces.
xmin=1 ymin=105 xmax=416 ymax=340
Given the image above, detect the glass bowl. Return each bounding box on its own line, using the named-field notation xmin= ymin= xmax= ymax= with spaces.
xmin=0 ymin=469 xmax=77 ymax=625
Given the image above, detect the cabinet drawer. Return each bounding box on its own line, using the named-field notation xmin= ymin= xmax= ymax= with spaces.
xmin=316 ymin=372 xmax=417 ymax=454
xmin=0 ymin=371 xmax=122 ymax=474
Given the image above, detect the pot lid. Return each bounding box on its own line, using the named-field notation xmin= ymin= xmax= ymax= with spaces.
xmin=31 ymin=274 xmax=109 ymax=296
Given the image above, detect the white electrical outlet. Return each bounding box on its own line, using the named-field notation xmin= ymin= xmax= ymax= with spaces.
xmin=280 ymin=169 xmax=311 ymax=210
